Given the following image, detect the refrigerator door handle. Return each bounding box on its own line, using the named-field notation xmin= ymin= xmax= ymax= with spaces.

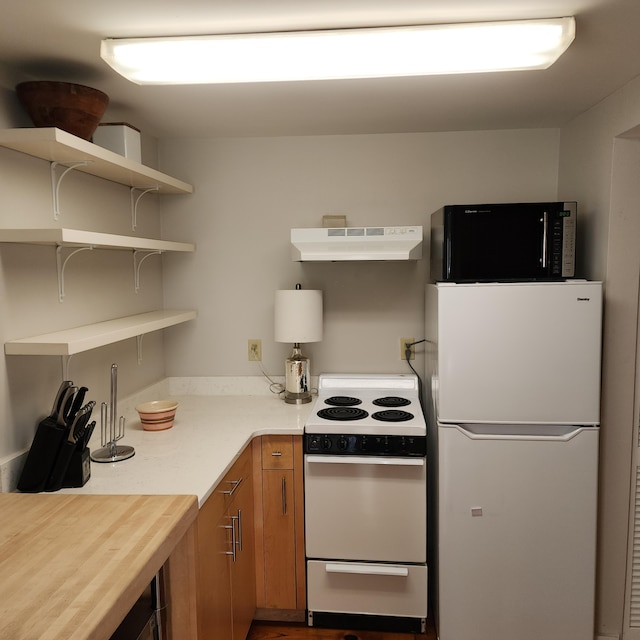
xmin=447 ymin=423 xmax=597 ymax=442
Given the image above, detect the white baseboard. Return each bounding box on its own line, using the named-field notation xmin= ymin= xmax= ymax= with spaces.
xmin=596 ymin=634 xmax=620 ymax=640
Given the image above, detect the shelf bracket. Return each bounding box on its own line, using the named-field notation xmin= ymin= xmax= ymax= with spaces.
xmin=133 ymin=249 xmax=162 ymax=292
xmin=131 ymin=186 xmax=159 ymax=230
xmin=56 ymin=244 xmax=94 ymax=302
xmin=136 ymin=334 xmax=144 ymax=365
xmin=61 ymin=354 xmax=73 ymax=381
xmin=51 ymin=161 xmax=90 ymax=220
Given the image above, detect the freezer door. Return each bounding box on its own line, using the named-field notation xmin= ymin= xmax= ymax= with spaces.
xmin=434 ymin=281 xmax=602 ymax=424
xmin=437 ymin=423 xmax=598 ymax=640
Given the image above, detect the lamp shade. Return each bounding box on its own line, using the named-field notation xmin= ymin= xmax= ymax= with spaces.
xmin=275 ymin=287 xmax=323 ymax=343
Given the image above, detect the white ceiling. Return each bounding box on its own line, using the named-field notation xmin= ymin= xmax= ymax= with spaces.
xmin=2 ymin=0 xmax=640 ymax=139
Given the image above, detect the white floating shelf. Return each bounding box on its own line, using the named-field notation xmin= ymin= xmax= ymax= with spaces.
xmin=4 ymin=309 xmax=197 ymax=356
xmin=0 ymin=228 xmax=195 ymax=252
xmin=0 ymin=127 xmax=193 ymax=194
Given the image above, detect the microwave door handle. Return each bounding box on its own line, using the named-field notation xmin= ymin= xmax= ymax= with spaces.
xmin=541 ymin=211 xmax=548 ymax=268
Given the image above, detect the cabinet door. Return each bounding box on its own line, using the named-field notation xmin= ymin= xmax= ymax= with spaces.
xmin=197 ymin=500 xmax=232 ymax=639
xmin=231 ymin=476 xmax=256 ymax=640
xmin=262 ymin=468 xmax=297 ymax=609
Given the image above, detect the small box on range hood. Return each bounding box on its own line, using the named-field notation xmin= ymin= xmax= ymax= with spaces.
xmin=291 ymin=226 xmax=423 ymax=261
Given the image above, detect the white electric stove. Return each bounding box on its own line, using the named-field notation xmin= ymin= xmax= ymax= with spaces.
xmin=303 ymin=373 xmax=428 ymax=634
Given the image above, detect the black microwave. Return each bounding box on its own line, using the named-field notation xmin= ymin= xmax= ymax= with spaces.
xmin=430 ymin=201 xmax=576 ymax=282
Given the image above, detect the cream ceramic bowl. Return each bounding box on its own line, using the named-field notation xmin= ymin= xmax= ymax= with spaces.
xmin=136 ymin=400 xmax=178 ymax=431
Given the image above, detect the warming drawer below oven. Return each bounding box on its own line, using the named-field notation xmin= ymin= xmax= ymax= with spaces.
xmin=307 ymin=560 xmax=428 ymax=621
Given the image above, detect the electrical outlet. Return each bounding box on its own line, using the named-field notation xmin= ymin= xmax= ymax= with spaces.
xmin=401 ymin=337 xmax=415 ymax=360
xmin=248 ymin=339 xmax=262 ymax=361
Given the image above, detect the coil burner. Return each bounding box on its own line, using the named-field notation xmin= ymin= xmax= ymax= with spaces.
xmin=373 ymin=396 xmax=411 ymax=408
xmin=317 ymin=407 xmax=369 ymax=421
xmin=324 ymin=396 xmax=362 ymax=407
xmin=372 ymin=409 xmax=414 ymax=422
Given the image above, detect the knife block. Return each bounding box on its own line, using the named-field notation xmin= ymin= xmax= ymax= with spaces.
xmin=17 ymin=420 xmax=66 ymax=492
xmin=18 ymin=421 xmax=91 ymax=492
xmin=62 ymin=447 xmax=91 ymax=488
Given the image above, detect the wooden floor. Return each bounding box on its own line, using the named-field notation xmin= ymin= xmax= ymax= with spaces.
xmin=247 ymin=619 xmax=436 ymax=640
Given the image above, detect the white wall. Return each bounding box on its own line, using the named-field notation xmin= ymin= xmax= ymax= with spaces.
xmin=158 ymin=130 xmax=560 ymax=380
xmin=0 ymin=72 xmax=562 ymax=488
xmin=558 ymin=73 xmax=640 ymax=639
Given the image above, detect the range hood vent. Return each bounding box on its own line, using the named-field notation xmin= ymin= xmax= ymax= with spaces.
xmin=291 ymin=226 xmax=423 ymax=261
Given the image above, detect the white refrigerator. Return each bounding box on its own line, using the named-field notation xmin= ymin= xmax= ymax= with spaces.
xmin=425 ymin=281 xmax=602 ymax=640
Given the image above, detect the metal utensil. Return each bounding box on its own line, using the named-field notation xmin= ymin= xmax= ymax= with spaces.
xmin=66 ymin=386 xmax=88 ymax=427
xmin=67 ymin=402 xmax=95 ymax=443
xmin=77 ymin=420 xmax=96 ymax=451
xmin=56 ymin=386 xmax=77 ymax=427
xmin=50 ymin=380 xmax=74 ymax=418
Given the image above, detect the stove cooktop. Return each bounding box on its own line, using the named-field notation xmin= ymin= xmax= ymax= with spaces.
xmin=304 ymin=373 xmax=426 ymax=436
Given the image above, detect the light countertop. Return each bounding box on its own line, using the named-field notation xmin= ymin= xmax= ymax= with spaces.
xmin=60 ymin=380 xmax=314 ymax=507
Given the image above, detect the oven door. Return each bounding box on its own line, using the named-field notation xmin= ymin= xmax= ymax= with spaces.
xmin=304 ymin=454 xmax=426 ymax=563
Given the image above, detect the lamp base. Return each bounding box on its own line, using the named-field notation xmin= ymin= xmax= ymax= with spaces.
xmin=284 ymin=390 xmax=313 ymax=405
xmin=284 ymin=344 xmax=312 ymax=404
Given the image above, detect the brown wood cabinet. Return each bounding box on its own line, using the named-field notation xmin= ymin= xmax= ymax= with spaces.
xmin=253 ymin=435 xmax=306 ymax=621
xmin=197 ymin=445 xmax=256 ymax=640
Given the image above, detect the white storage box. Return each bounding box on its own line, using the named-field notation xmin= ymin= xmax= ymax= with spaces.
xmin=93 ymin=123 xmax=141 ymax=162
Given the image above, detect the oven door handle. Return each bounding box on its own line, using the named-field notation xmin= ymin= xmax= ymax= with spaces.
xmin=325 ymin=562 xmax=409 ymax=577
xmin=306 ymin=455 xmax=424 ymax=466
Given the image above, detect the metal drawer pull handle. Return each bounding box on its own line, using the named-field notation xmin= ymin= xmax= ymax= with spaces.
xmin=223 ymin=521 xmax=237 ymax=562
xmin=237 ymin=509 xmax=243 ymax=552
xmin=221 ymin=477 xmax=242 ymax=496
xmin=281 ymin=476 xmax=287 ymax=515
xmin=325 ymin=563 xmax=409 ymax=577
xmin=306 ymin=455 xmax=424 ymax=467
xmin=271 ymin=451 xmax=282 ymax=456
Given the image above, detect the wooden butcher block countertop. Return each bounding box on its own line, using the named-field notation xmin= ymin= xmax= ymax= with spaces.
xmin=0 ymin=492 xmax=198 ymax=640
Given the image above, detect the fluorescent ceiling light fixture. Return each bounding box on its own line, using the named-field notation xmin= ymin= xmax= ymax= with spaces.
xmin=101 ymin=17 xmax=575 ymax=85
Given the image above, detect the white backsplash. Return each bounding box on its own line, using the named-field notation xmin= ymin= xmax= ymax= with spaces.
xmin=168 ymin=375 xmax=288 ymax=396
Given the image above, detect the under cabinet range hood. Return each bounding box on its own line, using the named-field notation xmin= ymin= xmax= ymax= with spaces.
xmin=291 ymin=226 xmax=423 ymax=261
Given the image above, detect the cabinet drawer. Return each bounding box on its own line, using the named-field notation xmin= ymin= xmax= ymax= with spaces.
xmin=307 ymin=560 xmax=428 ymax=618
xmin=262 ymin=436 xmax=294 ymax=469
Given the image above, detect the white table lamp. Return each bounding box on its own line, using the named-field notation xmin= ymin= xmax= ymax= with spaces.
xmin=275 ymin=284 xmax=323 ymax=404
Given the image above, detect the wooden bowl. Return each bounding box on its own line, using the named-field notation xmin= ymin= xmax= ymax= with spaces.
xmin=16 ymin=81 xmax=109 ymax=140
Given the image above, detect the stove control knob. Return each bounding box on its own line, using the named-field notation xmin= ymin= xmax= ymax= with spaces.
xmin=337 ymin=436 xmax=348 ymax=450
xmin=322 ymin=437 xmax=332 ymax=450
xmin=360 ymin=436 xmax=368 ymax=452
